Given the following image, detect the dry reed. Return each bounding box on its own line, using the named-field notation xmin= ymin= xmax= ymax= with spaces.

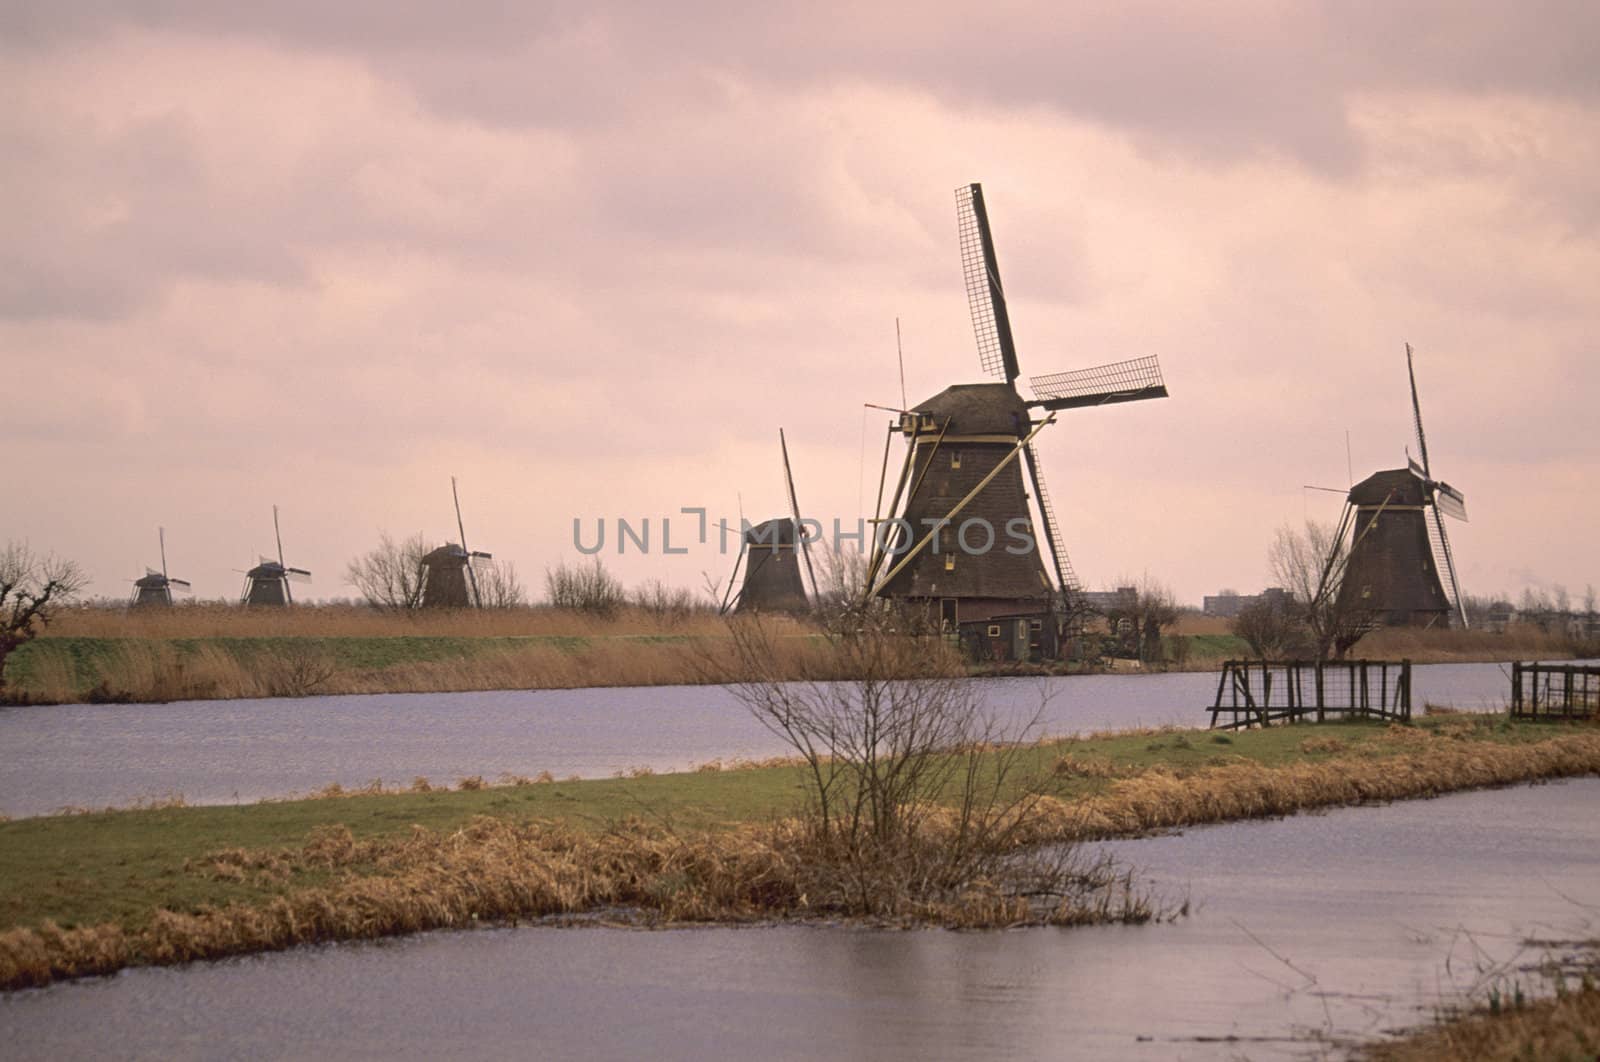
xmin=1366 ymin=982 xmax=1600 ymax=1061
xmin=0 ymin=813 xmax=1158 ymax=991
xmin=42 ymin=603 xmax=764 ymax=641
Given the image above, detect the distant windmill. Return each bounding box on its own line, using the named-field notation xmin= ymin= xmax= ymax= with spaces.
xmin=865 ymin=183 xmax=1169 ymax=660
xmin=421 ymin=477 xmax=494 ymax=608
xmin=241 ymin=506 xmax=312 ymax=606
xmin=722 ymin=429 xmax=817 ymax=615
xmin=1335 ymin=344 xmax=1469 ymax=628
xmin=130 ymin=527 xmax=192 ymax=607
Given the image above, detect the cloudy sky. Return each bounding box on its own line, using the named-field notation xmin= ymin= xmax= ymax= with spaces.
xmin=4 ymin=1 xmax=1597 ymax=606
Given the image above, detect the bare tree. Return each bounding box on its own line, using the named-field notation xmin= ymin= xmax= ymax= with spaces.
xmin=1269 ymin=520 xmax=1373 ymax=660
xmin=1231 ymin=594 xmax=1304 ymax=659
xmin=474 ymin=560 xmax=527 ymax=608
xmin=345 ymin=532 xmax=428 ymax=610
xmin=1 ymin=542 xmax=87 ymax=698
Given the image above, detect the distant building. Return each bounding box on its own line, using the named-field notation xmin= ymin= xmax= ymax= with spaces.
xmin=1079 ymin=586 xmax=1137 ymax=613
xmin=1203 ymin=587 xmax=1292 ymax=618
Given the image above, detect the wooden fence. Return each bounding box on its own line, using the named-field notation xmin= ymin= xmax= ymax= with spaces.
xmin=1207 ymin=659 xmax=1412 ymax=730
xmin=1510 ymin=662 xmax=1600 ymax=721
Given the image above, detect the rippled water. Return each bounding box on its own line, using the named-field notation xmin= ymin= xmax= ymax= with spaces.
xmin=4 ymin=778 xmax=1595 ymax=1060
xmin=0 ymin=662 xmax=1521 ymax=816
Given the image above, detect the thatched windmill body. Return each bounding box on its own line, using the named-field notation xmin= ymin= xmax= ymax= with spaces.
xmin=866 ymin=184 xmax=1169 ymax=660
xmin=130 ymin=527 xmax=191 ymax=607
xmin=724 ymin=429 xmax=817 ymax=614
xmin=242 ymin=506 xmax=311 ymax=606
xmin=421 ymin=477 xmax=493 ymax=608
xmin=1335 ymin=345 xmax=1468 ymax=628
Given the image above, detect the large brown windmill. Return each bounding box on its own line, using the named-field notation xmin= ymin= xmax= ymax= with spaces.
xmin=1334 ymin=344 xmax=1468 ymax=628
xmin=865 ymin=184 xmax=1169 ymax=661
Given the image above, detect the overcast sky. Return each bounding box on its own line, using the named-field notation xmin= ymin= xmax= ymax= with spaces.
xmin=4 ymin=1 xmax=1597 ymax=606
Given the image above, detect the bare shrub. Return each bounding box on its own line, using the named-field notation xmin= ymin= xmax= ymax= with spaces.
xmin=545 ymin=559 xmax=626 ymax=617
xmin=631 ymin=579 xmax=699 ymax=625
xmin=258 ymin=642 xmax=336 ymax=697
xmin=722 ymin=612 xmax=1148 ymax=922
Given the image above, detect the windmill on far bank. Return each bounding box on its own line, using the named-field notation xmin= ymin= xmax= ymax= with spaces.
xmin=1335 ymin=344 xmax=1468 ymax=628
xmin=421 ymin=477 xmax=494 ymax=608
xmin=864 ymin=183 xmax=1169 ymax=661
xmin=241 ymin=506 xmax=311 ymax=606
xmin=131 ymin=527 xmax=191 ymax=607
xmin=723 ymin=429 xmax=817 ymax=614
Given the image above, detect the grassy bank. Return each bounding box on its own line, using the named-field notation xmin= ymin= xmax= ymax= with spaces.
xmin=5 ymin=603 xmax=1582 ymax=705
xmin=5 ymin=607 xmax=830 ymax=703
xmin=2 ymin=715 xmax=1596 ymax=989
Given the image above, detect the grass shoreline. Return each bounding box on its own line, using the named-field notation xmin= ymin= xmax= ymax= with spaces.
xmin=5 ymin=630 xmax=1580 ymax=707
xmin=2 ymin=716 xmax=1596 ymax=991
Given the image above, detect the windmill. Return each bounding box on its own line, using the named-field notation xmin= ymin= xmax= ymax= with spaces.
xmin=1335 ymin=344 xmax=1468 ymax=628
xmin=865 ymin=184 xmax=1169 ymax=661
xmin=421 ymin=477 xmax=494 ymax=608
xmin=241 ymin=506 xmax=312 ymax=606
xmin=723 ymin=429 xmax=817 ymax=614
xmin=130 ymin=527 xmax=192 ymax=607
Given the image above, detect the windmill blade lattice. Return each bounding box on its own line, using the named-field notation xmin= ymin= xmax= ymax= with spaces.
xmin=956 ymin=184 xmax=1020 ymax=384
xmin=1029 ymin=356 xmax=1168 ymax=410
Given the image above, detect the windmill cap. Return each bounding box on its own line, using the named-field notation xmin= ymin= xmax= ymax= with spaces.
xmin=912 ymin=383 xmax=1031 ymax=436
xmin=1349 ymin=468 xmax=1428 ymax=506
xmin=744 ymin=518 xmax=801 ymax=547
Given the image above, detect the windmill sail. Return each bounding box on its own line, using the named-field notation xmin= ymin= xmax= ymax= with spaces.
xmin=1029 ymin=356 xmax=1168 ymax=410
xmin=956 ymin=184 xmax=1020 ymax=384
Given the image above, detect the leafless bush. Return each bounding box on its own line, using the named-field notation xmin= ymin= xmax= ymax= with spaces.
xmin=545 ymin=558 xmax=626 ymax=617
xmin=722 ymin=612 xmax=1140 ymax=920
xmin=631 ymin=579 xmax=699 ymax=624
xmin=344 ymin=532 xmax=428 ymax=611
xmin=258 ymin=642 xmax=337 ymax=697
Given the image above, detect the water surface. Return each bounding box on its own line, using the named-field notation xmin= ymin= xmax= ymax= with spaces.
xmin=3 ymin=778 xmax=1594 ymax=1060
xmin=0 ymin=662 xmax=1519 ymax=816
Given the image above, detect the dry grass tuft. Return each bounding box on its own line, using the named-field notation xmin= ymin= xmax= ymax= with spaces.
xmin=0 ymin=812 xmax=1161 ymax=990
xmin=1367 ymin=982 xmax=1600 ymax=1061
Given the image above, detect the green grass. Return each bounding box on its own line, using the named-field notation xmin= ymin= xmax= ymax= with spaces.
xmin=0 ymin=715 xmax=1566 ymax=935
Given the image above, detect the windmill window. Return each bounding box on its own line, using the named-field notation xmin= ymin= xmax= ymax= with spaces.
xmin=950 ymin=451 xmax=962 ymax=470
xmin=944 ymin=553 xmax=956 ymax=571
xmin=1030 ymin=620 xmax=1043 ymax=631
xmin=987 ymin=625 xmax=1001 ymax=637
